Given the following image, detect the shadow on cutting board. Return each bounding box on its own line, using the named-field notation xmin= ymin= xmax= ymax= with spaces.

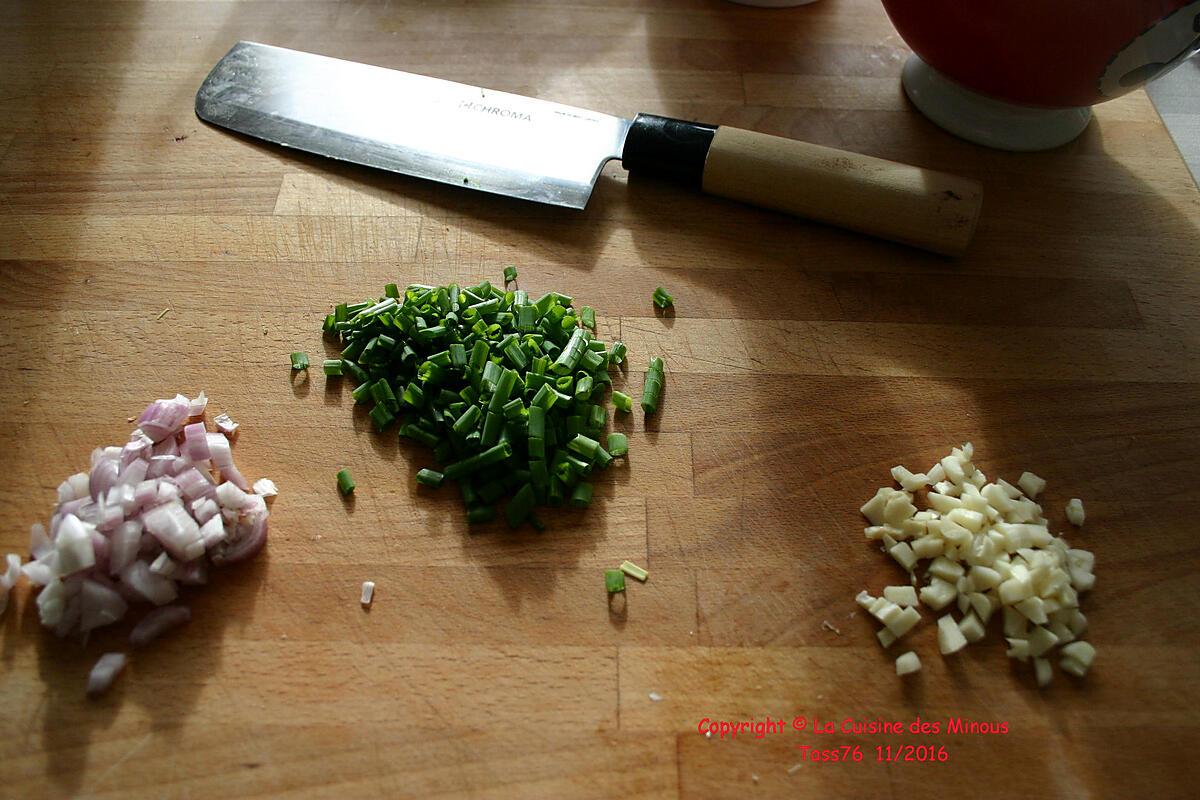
xmin=3 ymin=556 xmax=269 ymax=795
xmin=217 ymin=131 xmax=620 ymax=276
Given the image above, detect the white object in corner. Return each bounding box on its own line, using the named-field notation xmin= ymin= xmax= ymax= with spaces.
xmin=901 ymin=55 xmax=1092 ymax=152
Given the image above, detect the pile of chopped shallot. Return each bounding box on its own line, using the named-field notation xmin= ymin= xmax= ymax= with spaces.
xmin=0 ymin=393 xmax=275 ymax=696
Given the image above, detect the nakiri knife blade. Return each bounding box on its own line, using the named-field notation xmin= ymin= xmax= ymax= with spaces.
xmin=196 ymin=41 xmax=982 ymax=255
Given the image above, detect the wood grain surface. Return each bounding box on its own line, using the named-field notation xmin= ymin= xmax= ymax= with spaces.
xmin=2 ymin=1 xmax=1199 ymax=798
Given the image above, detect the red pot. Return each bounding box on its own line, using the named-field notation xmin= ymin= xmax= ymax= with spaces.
xmin=880 ymin=0 xmax=1200 ymax=108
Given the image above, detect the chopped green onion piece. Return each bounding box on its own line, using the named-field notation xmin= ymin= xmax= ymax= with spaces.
xmin=468 ymin=339 xmax=490 ymax=374
xmin=503 ymin=340 xmax=528 ymax=370
xmin=529 ymin=459 xmax=549 ymax=486
xmin=516 ymin=304 xmax=537 ymax=332
xmin=369 ymin=404 xmax=395 ymax=431
xmin=612 ymin=391 xmax=633 ymax=413
xmin=502 ymin=397 xmax=526 ymax=420
xmin=642 ymin=356 xmax=665 ymax=414
xmin=581 ymin=306 xmax=596 ymax=330
xmin=481 ymin=360 xmax=502 ymax=393
xmin=453 ymin=404 xmax=482 ymax=437
xmin=566 ymin=454 xmax=592 ymax=477
xmin=528 ymin=405 xmax=545 ymax=439
xmin=478 ymin=479 xmax=506 ymax=504
xmin=551 ymin=328 xmax=588 ymax=376
xmin=652 ymin=287 xmax=674 ymax=309
xmin=620 ymin=560 xmax=648 ymax=582
xmin=570 ymin=482 xmax=593 ymax=508
xmin=290 ymin=352 xmax=310 ymax=370
xmin=567 ymin=434 xmax=601 ymax=460
xmin=416 ymin=468 xmax=444 ymax=488
xmin=547 ymin=478 xmax=565 ymax=507
xmin=505 ymin=483 xmax=536 ymax=527
xmin=400 ymin=424 xmax=440 ymax=448
xmin=481 ymin=411 xmax=503 ymax=447
xmin=592 ymin=445 xmax=613 ymax=470
xmin=531 ymin=383 xmax=558 ymax=410
xmin=605 ymin=568 xmax=626 ymax=593
xmin=351 ymin=382 xmax=373 ymax=405
xmin=607 ymin=432 xmax=629 ymax=457
xmin=610 ymin=341 xmax=627 ymax=365
xmin=444 ymin=441 xmax=513 ymax=480
xmin=384 ymin=282 xmax=400 ymax=298
xmin=336 ymin=469 xmax=356 ymax=496
xmin=503 ymin=265 xmax=518 ymax=284
xmin=370 ymin=379 xmax=398 ymax=409
xmin=471 ymin=297 xmax=500 ymax=315
xmin=342 ymin=359 xmax=368 ymax=385
xmin=402 ymin=382 xmax=426 ymax=408
xmin=580 ymin=349 xmax=604 ymax=372
xmin=467 ymin=506 xmax=496 ymax=524
xmin=322 ymin=359 xmax=344 ymax=376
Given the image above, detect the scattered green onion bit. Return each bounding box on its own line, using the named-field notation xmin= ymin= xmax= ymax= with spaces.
xmin=642 ymin=356 xmax=665 ymax=415
xmin=290 ymin=352 xmax=310 ymax=370
xmin=620 ymin=560 xmax=648 ymax=582
xmin=607 ymin=432 xmax=628 ymax=457
xmin=611 ymin=391 xmax=633 ymax=413
xmin=467 ymin=506 xmax=496 ymax=524
xmin=322 ymin=359 xmax=343 ymax=376
xmin=369 ymin=404 xmax=395 ymax=431
xmin=570 ymin=482 xmax=593 ymax=508
xmin=605 ymin=568 xmax=626 ymax=594
xmin=652 ymin=287 xmax=674 ymax=309
xmin=416 ymin=468 xmax=445 ymax=488
xmin=336 ymin=468 xmax=356 ymax=496
xmin=324 ymin=269 xmax=628 ymax=529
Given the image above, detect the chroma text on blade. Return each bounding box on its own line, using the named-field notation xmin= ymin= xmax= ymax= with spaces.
xmin=457 ymin=101 xmax=532 ymax=122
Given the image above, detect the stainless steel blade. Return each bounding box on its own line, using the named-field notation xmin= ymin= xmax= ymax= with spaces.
xmin=196 ymin=42 xmax=631 ymax=208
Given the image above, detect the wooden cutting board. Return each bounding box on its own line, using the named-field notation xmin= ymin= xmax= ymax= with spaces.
xmin=2 ymin=1 xmax=1199 ymax=797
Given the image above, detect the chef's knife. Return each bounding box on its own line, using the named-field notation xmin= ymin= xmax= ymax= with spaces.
xmin=196 ymin=42 xmax=982 ymax=255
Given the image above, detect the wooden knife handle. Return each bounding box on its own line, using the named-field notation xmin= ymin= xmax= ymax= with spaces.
xmin=622 ymin=114 xmax=983 ymax=257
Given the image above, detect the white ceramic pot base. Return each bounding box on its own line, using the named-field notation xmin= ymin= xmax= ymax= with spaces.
xmin=901 ymin=55 xmax=1093 ymax=152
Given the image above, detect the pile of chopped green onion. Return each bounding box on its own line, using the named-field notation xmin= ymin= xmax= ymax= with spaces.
xmin=322 ymin=278 xmax=631 ymax=528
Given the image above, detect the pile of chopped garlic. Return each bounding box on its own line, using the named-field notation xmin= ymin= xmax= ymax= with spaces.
xmin=856 ymin=443 xmax=1096 ymax=687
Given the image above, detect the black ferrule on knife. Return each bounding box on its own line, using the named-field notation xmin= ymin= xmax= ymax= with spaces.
xmin=621 ymin=113 xmax=718 ymax=189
